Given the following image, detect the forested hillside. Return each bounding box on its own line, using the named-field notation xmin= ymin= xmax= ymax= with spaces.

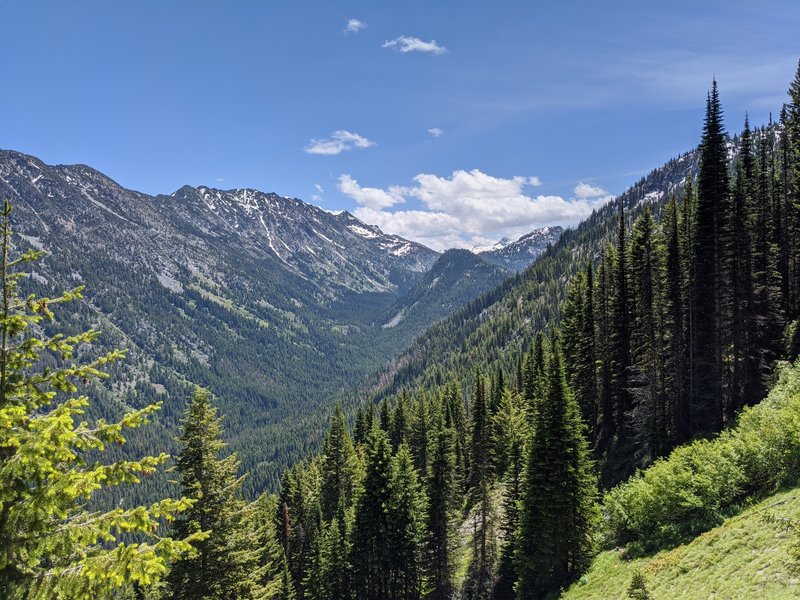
xmin=0 ymin=152 xmax=515 ymax=496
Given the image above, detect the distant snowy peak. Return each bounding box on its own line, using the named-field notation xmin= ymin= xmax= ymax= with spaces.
xmin=476 ymin=226 xmax=563 ymax=271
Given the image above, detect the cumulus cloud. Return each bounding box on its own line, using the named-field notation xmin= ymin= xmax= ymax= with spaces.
xmin=304 ymin=130 xmax=375 ymax=155
xmin=574 ymin=182 xmax=609 ymax=198
xmin=339 ymin=169 xmax=612 ymax=251
xmin=344 ymin=18 xmax=366 ymax=34
xmin=382 ymin=36 xmax=447 ymax=55
xmin=338 ymin=174 xmax=406 ymax=210
xmin=428 ymin=127 xmax=444 ymax=138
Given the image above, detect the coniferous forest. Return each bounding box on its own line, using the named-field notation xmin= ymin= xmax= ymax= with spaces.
xmin=3 ymin=49 xmax=800 ymax=600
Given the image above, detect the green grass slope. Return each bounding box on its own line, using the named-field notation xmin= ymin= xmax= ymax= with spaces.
xmin=563 ymin=486 xmax=800 ymax=599
xmin=564 ymin=359 xmax=800 ymax=599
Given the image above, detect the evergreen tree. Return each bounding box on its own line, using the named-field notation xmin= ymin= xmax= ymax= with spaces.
xmin=628 ymin=208 xmax=670 ymax=459
xmin=388 ymin=445 xmax=426 ymax=600
xmin=609 ymin=198 xmax=633 ymax=473
xmin=166 ymin=388 xmax=249 ymax=600
xmin=786 ymin=60 xmax=800 ymax=320
xmin=490 ymin=389 xmax=527 ymax=599
xmin=410 ymin=393 xmax=431 ymax=479
xmin=594 ymin=251 xmax=615 ymax=456
xmin=426 ymin=421 xmax=457 ymax=600
xmin=379 ymin=397 xmax=393 ymax=434
xmin=391 ymin=391 xmax=411 ymax=452
xmin=354 ymin=404 xmax=369 ymax=446
xmin=562 ymin=265 xmax=597 ymax=439
xmin=320 ymin=404 xmax=358 ymax=522
xmin=350 ymin=428 xmax=393 ymax=600
xmin=0 ymin=202 xmax=195 ymax=599
xmin=515 ymin=336 xmax=599 ymax=599
xmin=467 ymin=369 xmax=492 ymax=597
xmin=663 ymin=197 xmax=688 ymax=442
xmin=690 ymin=79 xmax=729 ymax=434
xmin=728 ymin=118 xmax=756 ymax=418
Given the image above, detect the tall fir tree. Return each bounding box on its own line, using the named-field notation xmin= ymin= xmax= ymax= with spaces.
xmin=350 ymin=428 xmax=393 ymax=600
xmin=166 ymin=388 xmax=250 ymax=600
xmin=628 ymin=208 xmax=670 ymax=460
xmin=320 ymin=403 xmax=359 ymax=522
xmin=515 ymin=336 xmax=599 ymax=599
xmin=426 ymin=420 xmax=457 ymax=600
xmin=690 ymin=79 xmax=730 ymax=434
xmin=388 ymin=445 xmax=426 ymax=600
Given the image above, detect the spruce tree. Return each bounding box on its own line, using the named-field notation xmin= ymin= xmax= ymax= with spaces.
xmin=426 ymin=420 xmax=457 ymax=600
xmin=491 ymin=389 xmax=527 ymax=599
xmin=388 ymin=445 xmax=426 ymax=600
xmin=320 ymin=403 xmax=358 ymax=522
xmin=664 ymin=197 xmax=688 ymax=442
xmin=515 ymin=336 xmax=599 ymax=599
xmin=690 ymin=80 xmax=729 ymax=434
xmin=609 ymin=199 xmax=633 ymax=467
xmin=628 ymin=208 xmax=669 ymax=459
xmin=467 ymin=369 xmax=492 ymax=596
xmin=166 ymin=388 xmax=248 ymax=600
xmin=350 ymin=428 xmax=393 ymax=600
xmin=410 ymin=393 xmax=431 ymax=479
xmin=0 ymin=202 xmax=195 ymax=599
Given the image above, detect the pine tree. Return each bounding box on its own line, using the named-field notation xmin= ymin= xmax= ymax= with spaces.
xmin=380 ymin=397 xmax=393 ymax=434
xmin=594 ymin=250 xmax=615 ymax=456
xmin=354 ymin=404 xmax=369 ymax=446
xmin=426 ymin=421 xmax=457 ymax=600
xmin=609 ymin=199 xmax=633 ymax=466
xmin=690 ymin=79 xmax=730 ymax=434
xmin=786 ymin=60 xmax=800 ymax=320
xmin=410 ymin=393 xmax=431 ymax=479
xmin=467 ymin=369 xmax=492 ymax=596
xmin=515 ymin=336 xmax=599 ymax=599
xmin=663 ymin=197 xmax=688 ymax=442
xmin=728 ymin=118 xmax=756 ymax=418
xmin=350 ymin=428 xmax=393 ymax=600
xmin=0 ymin=202 xmax=196 ymax=599
xmin=320 ymin=403 xmax=358 ymax=522
xmin=391 ymin=391 xmax=411 ymax=452
xmin=562 ymin=265 xmax=597 ymax=439
xmin=490 ymin=389 xmax=527 ymax=599
xmin=628 ymin=208 xmax=669 ymax=460
xmin=166 ymin=388 xmax=249 ymax=600
xmin=388 ymin=445 xmax=426 ymax=600
xmin=751 ymin=122 xmax=784 ymax=391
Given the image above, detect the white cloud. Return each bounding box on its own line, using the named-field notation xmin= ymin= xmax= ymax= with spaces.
xmin=574 ymin=182 xmax=609 ymax=198
xmin=338 ymin=174 xmax=406 ymax=210
xmin=338 ymin=169 xmax=609 ymax=251
xmin=382 ymin=36 xmax=447 ymax=55
xmin=344 ymin=18 xmax=366 ymax=34
xmin=428 ymin=127 xmax=444 ymax=137
xmin=311 ymin=183 xmax=324 ymax=202
xmin=304 ymin=130 xmax=375 ymax=155
xmin=215 ymin=177 xmax=225 ymax=183
xmin=315 ymin=183 xmax=324 ymax=193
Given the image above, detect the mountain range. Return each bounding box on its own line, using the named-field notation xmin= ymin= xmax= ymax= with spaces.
xmin=0 ymin=149 xmax=557 ymax=495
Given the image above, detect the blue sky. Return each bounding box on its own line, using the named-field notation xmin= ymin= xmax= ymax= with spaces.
xmin=2 ymin=0 xmax=798 ymax=250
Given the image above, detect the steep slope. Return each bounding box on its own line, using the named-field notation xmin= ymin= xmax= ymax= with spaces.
xmin=376 ymin=249 xmax=512 ymax=353
xmin=375 ymin=151 xmax=698 ymax=398
xmin=475 ymin=226 xmax=563 ymax=271
xmin=564 ymin=486 xmax=800 ymax=599
xmin=0 ymin=149 xmax=442 ymax=495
